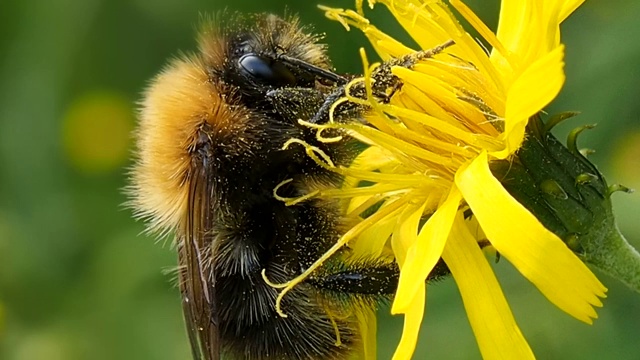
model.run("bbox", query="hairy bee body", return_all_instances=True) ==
[129,14,401,360]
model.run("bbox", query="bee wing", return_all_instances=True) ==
[178,159,220,360]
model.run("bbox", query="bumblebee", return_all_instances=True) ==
[129,13,449,360]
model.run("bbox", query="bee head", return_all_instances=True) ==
[199,14,333,108]
[227,35,315,92]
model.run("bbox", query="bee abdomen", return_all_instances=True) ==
[217,274,360,360]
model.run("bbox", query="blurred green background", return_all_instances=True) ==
[1,0,639,359]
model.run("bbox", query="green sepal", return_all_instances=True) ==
[490,114,640,293]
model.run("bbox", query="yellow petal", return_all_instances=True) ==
[320,5,410,61]
[354,201,403,257]
[451,0,516,83]
[383,0,504,93]
[559,0,586,23]
[391,201,427,267]
[350,145,399,171]
[493,1,564,67]
[355,306,377,360]
[493,45,565,159]
[442,215,534,359]
[551,0,586,50]
[392,285,425,360]
[455,152,607,323]
[392,188,461,313]
[494,0,534,57]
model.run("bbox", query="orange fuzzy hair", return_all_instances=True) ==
[128,40,250,235]
[128,14,329,236]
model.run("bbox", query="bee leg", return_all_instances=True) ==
[308,62,402,125]
[309,258,451,296]
[311,40,457,125]
[265,87,326,123]
[309,234,495,296]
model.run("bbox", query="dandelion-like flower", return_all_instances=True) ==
[269,0,618,358]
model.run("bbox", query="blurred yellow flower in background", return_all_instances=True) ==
[62,91,133,174]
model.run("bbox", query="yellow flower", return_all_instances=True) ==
[294,0,607,358]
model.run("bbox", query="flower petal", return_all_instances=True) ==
[455,152,607,323]
[493,1,565,66]
[392,188,461,313]
[494,45,565,159]
[442,215,534,360]
[356,306,378,360]
[392,285,426,360]
[391,201,427,267]
[559,0,586,23]
[494,0,541,63]
[379,0,503,90]
[353,200,403,257]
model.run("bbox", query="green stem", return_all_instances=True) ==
[581,225,640,293]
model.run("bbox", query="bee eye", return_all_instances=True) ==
[238,54,296,87]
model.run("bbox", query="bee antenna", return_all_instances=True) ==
[277,54,349,85]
